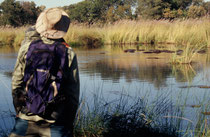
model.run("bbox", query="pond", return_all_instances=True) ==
[0,46,209,136]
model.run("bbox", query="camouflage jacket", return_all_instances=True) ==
[12,26,80,125]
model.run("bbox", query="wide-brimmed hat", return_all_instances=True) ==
[35,8,70,39]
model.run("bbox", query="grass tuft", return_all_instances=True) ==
[170,43,206,64]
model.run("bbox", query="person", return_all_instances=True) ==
[10,8,80,137]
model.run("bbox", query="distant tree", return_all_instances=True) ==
[19,1,40,25]
[192,0,204,6]
[87,0,122,22]
[0,0,42,26]
[203,1,210,16]
[163,8,176,19]
[187,5,206,18]
[92,0,136,21]
[137,0,171,19]
[105,4,133,22]
[171,0,193,9]
[106,6,116,22]
[136,0,206,19]
[67,1,93,23]
[115,5,132,20]
[67,0,137,23]
[163,8,186,19]
[0,0,24,26]
[177,8,185,17]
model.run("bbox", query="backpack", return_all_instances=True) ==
[23,40,69,116]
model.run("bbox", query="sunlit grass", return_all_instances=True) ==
[0,27,25,49]
[1,19,209,49]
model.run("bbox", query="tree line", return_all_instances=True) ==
[0,0,210,27]
[0,0,45,27]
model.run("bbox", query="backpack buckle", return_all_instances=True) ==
[50,75,56,81]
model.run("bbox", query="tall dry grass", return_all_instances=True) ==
[102,19,210,46]
[0,18,209,48]
[65,19,210,47]
[0,27,25,50]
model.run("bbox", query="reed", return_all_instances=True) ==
[73,88,209,137]
[171,64,196,83]
[103,19,209,46]
[65,24,104,48]
[74,92,179,137]
[0,18,209,49]
[0,27,25,49]
[170,43,206,64]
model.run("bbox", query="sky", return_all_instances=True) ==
[0,0,84,8]
[0,0,209,9]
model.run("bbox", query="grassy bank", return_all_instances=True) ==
[66,18,210,48]
[0,27,25,50]
[0,19,209,49]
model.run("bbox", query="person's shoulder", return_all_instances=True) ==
[18,26,40,54]
[61,42,77,63]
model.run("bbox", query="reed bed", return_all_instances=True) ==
[74,92,179,137]
[0,19,209,49]
[73,89,210,137]
[0,27,25,50]
[65,19,210,47]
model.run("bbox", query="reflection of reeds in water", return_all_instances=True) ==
[170,44,206,64]
[171,64,196,83]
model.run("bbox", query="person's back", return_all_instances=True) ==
[10,8,80,137]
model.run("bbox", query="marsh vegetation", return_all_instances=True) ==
[1,18,210,47]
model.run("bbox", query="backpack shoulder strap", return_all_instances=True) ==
[61,42,70,48]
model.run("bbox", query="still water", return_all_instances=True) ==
[0,47,209,135]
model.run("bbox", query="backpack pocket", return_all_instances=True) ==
[25,70,55,114]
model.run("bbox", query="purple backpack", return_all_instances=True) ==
[23,40,69,115]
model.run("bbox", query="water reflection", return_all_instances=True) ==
[82,60,172,88]
[171,64,197,83]
[78,50,202,88]
[0,49,205,89]
[0,48,209,136]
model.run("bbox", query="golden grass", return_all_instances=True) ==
[0,18,209,48]
[65,19,210,47]
[0,27,25,49]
